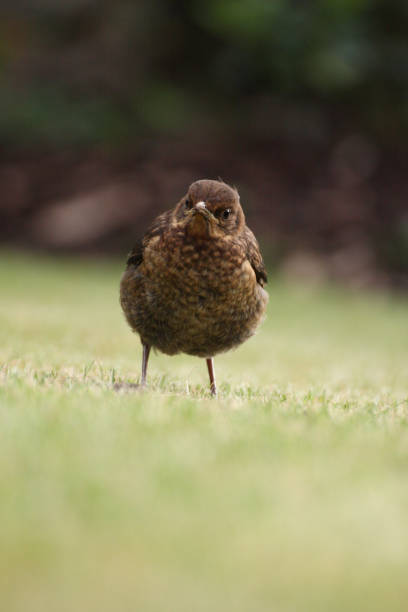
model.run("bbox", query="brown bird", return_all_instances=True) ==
[119,179,268,396]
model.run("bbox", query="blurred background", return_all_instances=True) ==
[1,0,408,288]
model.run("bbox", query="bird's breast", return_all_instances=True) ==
[121,228,268,357]
[144,231,252,297]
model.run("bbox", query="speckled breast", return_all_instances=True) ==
[120,228,268,358]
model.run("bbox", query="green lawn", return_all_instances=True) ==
[1,251,407,612]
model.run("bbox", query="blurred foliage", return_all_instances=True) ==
[0,0,408,147]
[0,1,407,284]
[381,218,408,275]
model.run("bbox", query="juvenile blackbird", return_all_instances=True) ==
[120,179,268,396]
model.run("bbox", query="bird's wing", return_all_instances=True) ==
[126,209,173,267]
[242,226,267,287]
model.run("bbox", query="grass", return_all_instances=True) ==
[0,251,407,612]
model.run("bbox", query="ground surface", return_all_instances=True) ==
[1,252,407,612]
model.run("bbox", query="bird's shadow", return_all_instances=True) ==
[113,382,146,393]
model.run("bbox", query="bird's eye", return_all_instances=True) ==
[222,208,232,220]
[185,198,192,209]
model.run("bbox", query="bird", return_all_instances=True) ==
[119,178,268,396]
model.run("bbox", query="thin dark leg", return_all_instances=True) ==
[141,343,151,387]
[206,357,217,397]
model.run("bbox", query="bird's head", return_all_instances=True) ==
[174,179,245,239]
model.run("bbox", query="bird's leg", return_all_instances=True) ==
[206,357,217,397]
[141,343,151,387]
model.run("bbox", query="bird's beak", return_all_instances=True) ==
[186,201,215,238]
[191,201,214,222]
[192,201,211,218]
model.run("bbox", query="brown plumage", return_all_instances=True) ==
[119,179,268,395]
